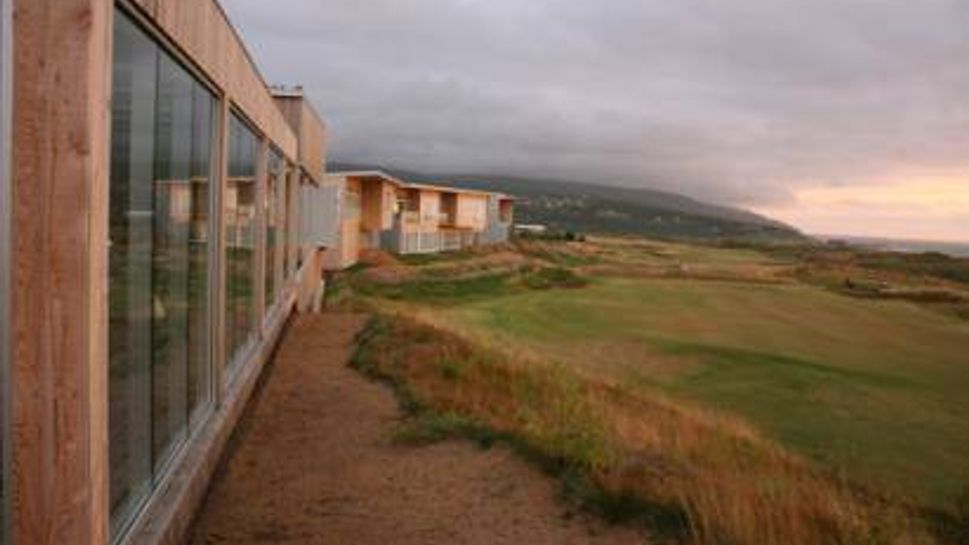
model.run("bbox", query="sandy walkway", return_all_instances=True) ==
[187,313,646,545]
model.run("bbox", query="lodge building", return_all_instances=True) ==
[320,171,515,269]
[0,1,514,544]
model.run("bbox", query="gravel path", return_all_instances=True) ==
[188,313,647,545]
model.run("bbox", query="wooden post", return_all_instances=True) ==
[10,0,112,543]
[0,0,12,537]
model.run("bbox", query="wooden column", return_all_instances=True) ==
[10,1,112,544]
[0,0,11,537]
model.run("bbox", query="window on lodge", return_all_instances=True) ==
[265,148,285,313]
[108,9,216,536]
[225,113,259,375]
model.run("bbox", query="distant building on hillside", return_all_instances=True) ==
[321,171,517,268]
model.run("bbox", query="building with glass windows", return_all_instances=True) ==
[2,1,330,544]
[321,171,516,266]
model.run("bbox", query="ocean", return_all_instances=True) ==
[822,235,969,258]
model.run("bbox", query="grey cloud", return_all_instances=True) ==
[223,0,969,207]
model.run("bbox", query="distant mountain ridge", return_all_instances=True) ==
[329,162,805,242]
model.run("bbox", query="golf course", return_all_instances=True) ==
[339,236,969,544]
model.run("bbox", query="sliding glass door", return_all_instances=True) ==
[108,9,216,535]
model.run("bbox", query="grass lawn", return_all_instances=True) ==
[409,276,969,507]
[586,236,788,267]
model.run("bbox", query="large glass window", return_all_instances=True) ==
[225,114,259,375]
[109,10,215,534]
[283,171,294,279]
[264,149,284,313]
[295,173,308,270]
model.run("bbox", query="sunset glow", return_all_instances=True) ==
[756,177,969,242]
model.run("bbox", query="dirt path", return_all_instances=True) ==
[188,313,647,545]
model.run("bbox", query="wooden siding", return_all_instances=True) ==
[418,190,442,231]
[274,95,327,184]
[303,102,326,183]
[455,193,488,231]
[127,0,297,158]
[10,1,113,544]
[0,0,11,539]
[9,2,327,544]
[359,178,384,232]
[381,183,397,230]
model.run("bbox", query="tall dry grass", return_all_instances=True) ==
[352,314,936,545]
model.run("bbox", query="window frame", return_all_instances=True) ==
[107,4,301,542]
[113,0,224,423]
[116,1,221,100]
[108,5,224,542]
[223,108,263,385]
[264,146,285,317]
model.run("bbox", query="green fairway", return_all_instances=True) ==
[419,277,969,506]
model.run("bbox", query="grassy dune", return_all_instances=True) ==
[353,315,935,545]
[420,278,969,506]
[341,236,969,543]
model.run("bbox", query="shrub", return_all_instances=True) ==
[355,273,512,303]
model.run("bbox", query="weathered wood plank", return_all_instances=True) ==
[0,0,11,537]
[273,95,327,185]
[10,1,112,544]
[126,0,298,160]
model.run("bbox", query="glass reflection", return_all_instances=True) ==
[225,114,258,375]
[109,10,215,534]
[265,149,283,312]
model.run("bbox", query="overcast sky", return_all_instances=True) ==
[222,0,969,241]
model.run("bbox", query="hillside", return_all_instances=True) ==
[330,162,805,242]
